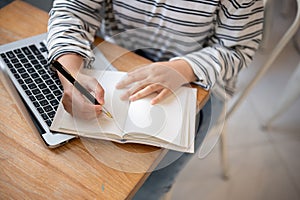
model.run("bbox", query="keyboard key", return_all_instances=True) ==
[45,120,52,126]
[28,55,35,60]
[6,51,15,59]
[53,90,62,97]
[34,64,42,70]
[55,80,61,85]
[36,94,45,101]
[29,95,36,102]
[32,88,41,95]
[31,73,39,79]
[37,107,44,114]
[44,105,52,112]
[41,74,50,80]
[6,63,13,69]
[40,100,48,106]
[15,63,22,69]
[37,55,44,60]
[14,74,20,80]
[24,63,31,68]
[17,79,24,85]
[21,73,30,79]
[27,68,35,74]
[28,83,37,89]
[10,68,17,74]
[24,78,33,84]
[17,68,26,73]
[45,79,54,85]
[20,58,29,64]
[21,84,28,90]
[35,78,43,84]
[30,60,39,65]
[16,53,25,59]
[48,111,56,119]
[46,94,55,101]
[11,58,19,63]
[3,58,10,64]
[42,88,51,95]
[50,99,59,106]
[29,45,41,55]
[1,53,6,59]
[40,59,48,65]
[32,101,40,108]
[41,113,48,120]
[21,47,31,55]
[25,90,31,96]
[38,83,47,89]
[49,84,58,91]
[38,69,46,75]
[13,49,21,54]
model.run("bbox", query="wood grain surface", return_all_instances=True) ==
[0,1,209,199]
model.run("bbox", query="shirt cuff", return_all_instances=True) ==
[170,56,211,90]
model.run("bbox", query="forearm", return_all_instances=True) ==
[163,59,197,84]
[47,0,103,62]
[56,54,84,87]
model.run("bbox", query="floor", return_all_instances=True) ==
[1,1,298,200]
[171,1,300,200]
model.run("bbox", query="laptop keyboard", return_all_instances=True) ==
[0,43,63,127]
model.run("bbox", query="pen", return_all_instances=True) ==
[51,60,113,118]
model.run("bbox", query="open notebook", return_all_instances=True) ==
[51,70,197,153]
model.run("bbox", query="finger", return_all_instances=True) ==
[85,78,105,105]
[116,70,146,89]
[129,83,163,102]
[80,105,102,119]
[120,80,149,100]
[65,89,102,119]
[150,88,172,105]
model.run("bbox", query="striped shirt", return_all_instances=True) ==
[47,0,264,99]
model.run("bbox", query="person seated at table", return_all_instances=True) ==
[47,0,264,199]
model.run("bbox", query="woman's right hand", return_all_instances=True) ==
[56,54,105,119]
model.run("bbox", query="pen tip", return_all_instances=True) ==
[106,112,113,119]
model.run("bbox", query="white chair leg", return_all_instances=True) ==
[220,122,229,180]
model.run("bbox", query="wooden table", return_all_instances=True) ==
[0,1,209,199]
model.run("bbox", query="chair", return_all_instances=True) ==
[163,1,300,198]
[219,0,300,179]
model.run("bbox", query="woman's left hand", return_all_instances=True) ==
[116,59,197,104]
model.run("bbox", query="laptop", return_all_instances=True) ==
[0,33,115,148]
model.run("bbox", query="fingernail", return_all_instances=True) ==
[150,99,156,105]
[129,96,135,101]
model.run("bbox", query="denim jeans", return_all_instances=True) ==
[132,94,225,200]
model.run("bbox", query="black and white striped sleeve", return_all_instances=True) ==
[47,0,103,64]
[175,0,264,93]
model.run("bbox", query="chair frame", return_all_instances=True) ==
[219,0,300,179]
